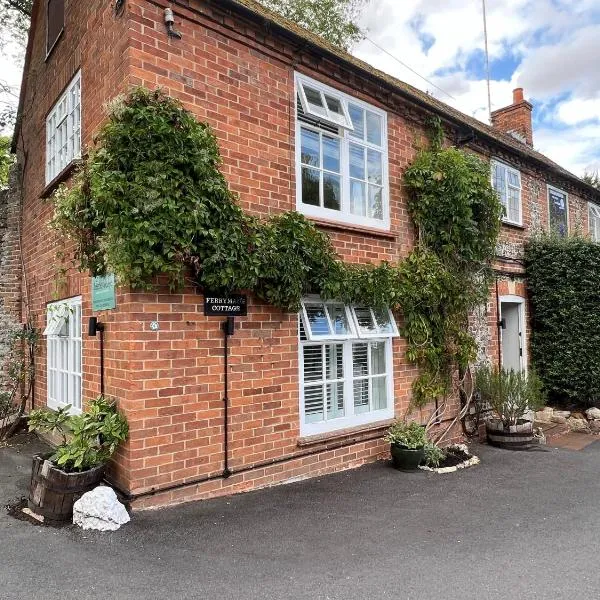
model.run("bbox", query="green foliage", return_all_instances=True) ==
[258,0,367,49]
[423,441,445,468]
[28,396,129,472]
[384,420,427,449]
[51,87,501,410]
[0,136,13,187]
[525,235,600,406]
[475,365,545,426]
[582,170,600,190]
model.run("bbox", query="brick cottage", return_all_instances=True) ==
[3,0,600,508]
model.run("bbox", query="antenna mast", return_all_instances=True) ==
[482,0,492,123]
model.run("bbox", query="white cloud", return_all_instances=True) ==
[556,97,600,125]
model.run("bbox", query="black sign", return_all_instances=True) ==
[204,293,248,316]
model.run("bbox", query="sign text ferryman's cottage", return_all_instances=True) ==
[203,294,248,316]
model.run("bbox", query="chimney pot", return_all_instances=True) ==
[513,88,524,104]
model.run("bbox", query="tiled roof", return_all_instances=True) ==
[226,0,600,200]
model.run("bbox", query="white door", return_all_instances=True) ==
[500,302,523,372]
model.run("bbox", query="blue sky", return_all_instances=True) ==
[354,0,600,176]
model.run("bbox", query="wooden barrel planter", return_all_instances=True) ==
[486,418,534,449]
[28,453,105,523]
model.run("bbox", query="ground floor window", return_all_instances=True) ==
[44,296,82,414]
[299,299,398,436]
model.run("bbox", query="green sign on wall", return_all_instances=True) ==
[92,274,116,311]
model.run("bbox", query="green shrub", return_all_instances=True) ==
[384,421,427,449]
[475,365,545,426]
[423,441,446,467]
[28,396,129,472]
[525,235,600,406]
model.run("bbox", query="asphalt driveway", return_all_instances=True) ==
[2,435,600,600]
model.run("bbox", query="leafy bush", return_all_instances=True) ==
[525,235,600,406]
[384,421,427,449]
[28,396,128,472]
[423,441,446,467]
[475,365,545,426]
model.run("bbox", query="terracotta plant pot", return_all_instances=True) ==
[486,418,534,450]
[390,444,425,470]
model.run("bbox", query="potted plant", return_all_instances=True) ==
[384,421,427,470]
[27,396,128,523]
[475,365,544,449]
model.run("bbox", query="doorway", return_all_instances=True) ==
[499,296,525,372]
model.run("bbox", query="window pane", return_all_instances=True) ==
[370,341,386,374]
[325,344,344,380]
[301,167,320,206]
[303,346,323,381]
[305,304,331,337]
[301,128,320,167]
[327,304,350,335]
[372,307,393,334]
[327,382,345,420]
[508,187,520,222]
[368,186,383,220]
[353,379,369,413]
[549,189,567,236]
[305,385,325,423]
[303,86,326,115]
[323,173,341,211]
[349,104,364,139]
[366,111,382,146]
[349,143,365,179]
[372,376,387,411]
[325,95,343,118]
[493,164,506,193]
[354,307,377,335]
[299,315,308,341]
[322,135,340,173]
[352,343,369,377]
[367,149,382,185]
[507,170,519,187]
[350,180,366,217]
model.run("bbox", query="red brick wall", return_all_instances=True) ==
[16,0,598,508]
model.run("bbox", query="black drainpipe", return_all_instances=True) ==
[222,316,234,479]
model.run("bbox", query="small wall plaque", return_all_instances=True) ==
[204,293,248,316]
[91,274,116,311]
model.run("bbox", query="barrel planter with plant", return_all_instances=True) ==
[475,366,544,450]
[384,421,427,470]
[27,396,128,523]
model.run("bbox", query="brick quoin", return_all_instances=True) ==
[13,0,600,508]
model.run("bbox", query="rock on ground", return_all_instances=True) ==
[73,486,130,532]
[586,407,600,421]
[567,417,590,434]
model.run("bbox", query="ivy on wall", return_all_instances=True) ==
[525,235,600,406]
[51,89,501,409]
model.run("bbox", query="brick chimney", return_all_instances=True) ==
[490,88,533,146]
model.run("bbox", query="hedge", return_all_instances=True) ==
[525,235,600,406]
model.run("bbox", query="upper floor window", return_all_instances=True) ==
[46,70,81,185]
[548,185,569,237]
[299,299,398,436]
[491,160,522,225]
[589,203,600,242]
[295,73,389,230]
[47,0,65,56]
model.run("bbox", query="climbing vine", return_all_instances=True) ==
[51,89,501,411]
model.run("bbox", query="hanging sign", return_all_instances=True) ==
[204,293,247,316]
[92,274,117,311]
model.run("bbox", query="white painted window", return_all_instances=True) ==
[45,296,82,414]
[589,203,600,242]
[299,299,397,436]
[548,185,569,237]
[46,70,81,184]
[295,73,389,230]
[491,160,522,225]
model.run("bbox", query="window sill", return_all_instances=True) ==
[297,418,395,447]
[501,220,526,231]
[309,217,396,240]
[42,160,81,198]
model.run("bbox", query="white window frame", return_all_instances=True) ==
[46,296,82,415]
[46,70,81,185]
[491,159,522,226]
[589,203,600,242]
[547,185,569,236]
[295,72,390,231]
[299,300,397,436]
[297,79,354,130]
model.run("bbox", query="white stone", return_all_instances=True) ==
[551,415,567,424]
[522,410,535,422]
[534,408,554,423]
[567,417,590,434]
[73,486,130,532]
[553,410,571,419]
[586,407,600,421]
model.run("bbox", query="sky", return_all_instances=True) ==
[1,0,600,177]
